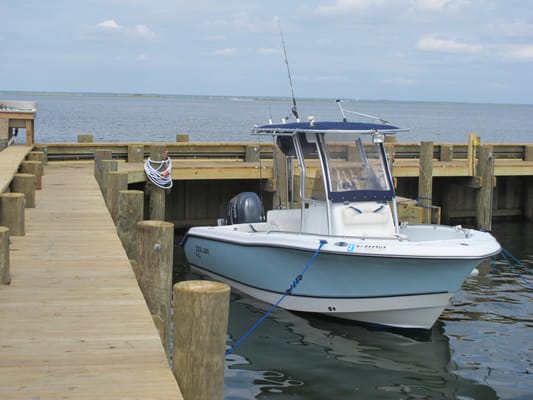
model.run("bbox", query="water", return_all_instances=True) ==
[222,222,532,400]
[2,92,533,144]
[4,91,531,399]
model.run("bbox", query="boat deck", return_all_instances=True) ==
[0,161,182,399]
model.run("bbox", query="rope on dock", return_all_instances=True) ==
[144,152,173,189]
[226,239,327,356]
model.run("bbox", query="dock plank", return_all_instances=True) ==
[0,163,182,400]
[0,145,33,192]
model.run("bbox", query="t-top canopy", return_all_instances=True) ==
[254,120,404,135]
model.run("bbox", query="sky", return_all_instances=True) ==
[1,0,532,104]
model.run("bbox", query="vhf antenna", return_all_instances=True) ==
[278,19,299,122]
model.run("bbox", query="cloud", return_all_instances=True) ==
[504,45,533,61]
[97,20,123,30]
[416,35,483,54]
[409,0,469,13]
[135,25,156,38]
[214,48,238,56]
[95,20,156,38]
[316,0,382,15]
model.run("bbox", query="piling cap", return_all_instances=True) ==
[174,280,230,294]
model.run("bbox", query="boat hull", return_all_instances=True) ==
[182,226,499,329]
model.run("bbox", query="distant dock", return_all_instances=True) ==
[35,133,533,230]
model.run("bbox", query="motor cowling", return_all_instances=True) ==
[227,192,264,224]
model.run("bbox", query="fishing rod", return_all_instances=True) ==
[278,19,299,122]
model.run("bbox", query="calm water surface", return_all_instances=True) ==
[5,92,531,399]
[221,221,532,400]
[2,92,533,144]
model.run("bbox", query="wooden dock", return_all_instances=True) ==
[0,161,182,399]
[50,137,531,230]
[0,145,33,192]
[1,136,532,398]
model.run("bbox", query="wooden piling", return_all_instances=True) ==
[0,226,9,285]
[0,193,25,236]
[524,145,533,161]
[526,177,533,221]
[272,147,288,209]
[467,133,480,176]
[11,173,36,208]
[94,149,113,187]
[41,146,48,166]
[27,151,45,175]
[418,141,434,224]
[148,146,167,221]
[245,145,260,163]
[105,171,128,222]
[99,159,118,198]
[77,133,94,143]
[128,145,144,163]
[117,190,144,260]
[19,160,43,190]
[440,145,454,161]
[476,145,495,230]
[136,220,174,355]
[172,280,230,400]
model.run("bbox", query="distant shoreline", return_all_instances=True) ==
[1,90,530,106]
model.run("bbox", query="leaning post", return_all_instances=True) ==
[172,280,230,400]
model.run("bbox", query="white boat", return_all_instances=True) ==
[182,110,501,329]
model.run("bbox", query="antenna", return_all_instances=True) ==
[277,19,299,122]
[336,99,390,124]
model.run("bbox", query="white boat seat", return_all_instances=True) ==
[267,209,301,232]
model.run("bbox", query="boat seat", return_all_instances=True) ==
[267,209,301,232]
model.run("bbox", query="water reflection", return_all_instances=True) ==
[225,294,499,399]
[440,223,533,400]
[181,221,531,399]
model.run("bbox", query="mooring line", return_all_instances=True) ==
[225,239,327,356]
[493,248,532,289]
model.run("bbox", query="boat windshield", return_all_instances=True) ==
[321,134,394,203]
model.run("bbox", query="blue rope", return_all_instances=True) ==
[226,239,327,356]
[494,248,532,289]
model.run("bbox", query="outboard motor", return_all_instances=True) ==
[227,192,264,224]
